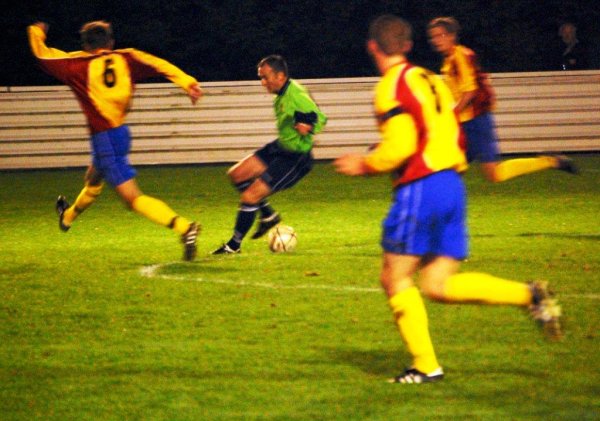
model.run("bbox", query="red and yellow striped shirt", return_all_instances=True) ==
[441,45,495,122]
[364,62,466,187]
[28,25,198,134]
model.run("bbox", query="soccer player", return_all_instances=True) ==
[334,14,562,384]
[28,21,202,261]
[427,16,578,182]
[212,55,327,254]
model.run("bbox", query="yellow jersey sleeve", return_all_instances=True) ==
[124,49,199,93]
[364,64,417,173]
[28,25,87,59]
[364,113,417,173]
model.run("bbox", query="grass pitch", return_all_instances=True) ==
[1,155,599,420]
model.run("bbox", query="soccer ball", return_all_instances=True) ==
[267,225,297,253]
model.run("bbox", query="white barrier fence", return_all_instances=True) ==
[1,70,599,170]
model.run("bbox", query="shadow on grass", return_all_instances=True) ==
[323,346,547,379]
[320,346,409,377]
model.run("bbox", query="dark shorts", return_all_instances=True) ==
[255,140,313,193]
[463,113,500,163]
[381,170,468,260]
[90,125,137,186]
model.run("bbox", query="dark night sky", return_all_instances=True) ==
[2,0,599,87]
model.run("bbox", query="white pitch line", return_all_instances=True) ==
[140,262,381,293]
[140,263,600,299]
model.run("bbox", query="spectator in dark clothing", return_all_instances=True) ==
[558,22,588,70]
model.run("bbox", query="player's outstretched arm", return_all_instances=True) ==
[127,49,201,100]
[28,22,71,59]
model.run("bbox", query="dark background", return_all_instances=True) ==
[2,0,599,86]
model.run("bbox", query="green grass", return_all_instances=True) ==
[1,155,599,420]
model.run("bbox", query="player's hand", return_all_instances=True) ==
[188,83,203,105]
[333,154,367,176]
[294,123,312,136]
[33,22,49,34]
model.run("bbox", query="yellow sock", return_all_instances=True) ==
[494,156,556,182]
[131,195,191,235]
[63,182,104,225]
[389,287,440,374]
[444,272,531,305]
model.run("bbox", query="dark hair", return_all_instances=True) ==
[257,55,288,76]
[368,15,413,55]
[427,17,461,36]
[80,21,113,50]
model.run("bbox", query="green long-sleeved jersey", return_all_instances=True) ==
[273,79,327,153]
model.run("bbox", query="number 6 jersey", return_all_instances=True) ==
[28,25,198,135]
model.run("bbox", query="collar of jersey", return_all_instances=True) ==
[277,79,291,96]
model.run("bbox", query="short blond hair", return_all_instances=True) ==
[427,17,461,36]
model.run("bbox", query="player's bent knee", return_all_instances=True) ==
[240,190,263,205]
[119,191,141,209]
[422,290,447,302]
[420,281,447,302]
[241,179,271,204]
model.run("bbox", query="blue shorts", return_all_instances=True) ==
[255,140,313,193]
[381,170,468,260]
[90,125,137,187]
[463,113,500,163]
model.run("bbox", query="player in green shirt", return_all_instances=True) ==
[212,55,327,254]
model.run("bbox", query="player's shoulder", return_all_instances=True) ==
[288,78,309,94]
[111,48,138,56]
[286,79,315,103]
[404,63,433,75]
[456,45,477,60]
[403,63,440,83]
[65,50,91,58]
[111,48,161,64]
